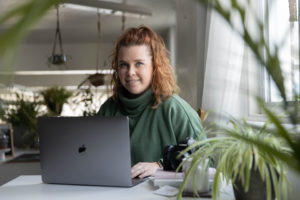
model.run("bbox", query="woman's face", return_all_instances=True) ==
[117,45,153,95]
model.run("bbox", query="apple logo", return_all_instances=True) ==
[78,144,86,153]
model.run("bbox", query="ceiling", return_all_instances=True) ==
[0,0,176,44]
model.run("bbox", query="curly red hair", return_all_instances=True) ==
[111,25,178,108]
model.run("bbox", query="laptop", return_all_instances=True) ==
[38,116,144,187]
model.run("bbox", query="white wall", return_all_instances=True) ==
[13,43,113,71]
[0,42,113,87]
[1,33,176,88]
[0,43,113,71]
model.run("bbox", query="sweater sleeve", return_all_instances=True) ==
[167,95,206,143]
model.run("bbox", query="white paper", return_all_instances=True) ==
[153,185,179,197]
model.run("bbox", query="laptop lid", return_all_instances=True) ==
[38,116,134,187]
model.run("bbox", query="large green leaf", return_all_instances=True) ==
[0,0,63,71]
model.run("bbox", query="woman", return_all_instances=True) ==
[98,25,206,179]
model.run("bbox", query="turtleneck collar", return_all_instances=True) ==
[118,88,154,117]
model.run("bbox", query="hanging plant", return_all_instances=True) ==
[48,5,71,66]
[77,10,107,88]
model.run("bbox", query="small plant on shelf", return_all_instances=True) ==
[40,86,73,116]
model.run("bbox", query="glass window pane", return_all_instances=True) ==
[265,0,299,102]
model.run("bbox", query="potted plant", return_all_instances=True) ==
[40,86,73,116]
[176,0,299,199]
[177,117,290,200]
[195,0,300,173]
[0,93,41,148]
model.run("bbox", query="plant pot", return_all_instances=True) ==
[48,54,69,65]
[233,167,276,200]
[88,73,105,86]
[47,103,63,116]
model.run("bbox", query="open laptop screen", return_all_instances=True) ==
[38,116,134,187]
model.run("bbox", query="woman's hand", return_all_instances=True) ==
[131,162,161,179]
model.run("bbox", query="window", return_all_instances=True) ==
[264,0,299,103]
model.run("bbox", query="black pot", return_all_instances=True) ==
[47,102,63,116]
[48,54,68,65]
[233,167,276,200]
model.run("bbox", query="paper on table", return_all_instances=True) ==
[154,168,216,180]
[154,185,179,197]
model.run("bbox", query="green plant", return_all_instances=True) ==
[0,0,62,68]
[178,118,290,200]
[177,0,299,199]
[196,0,300,173]
[0,93,40,148]
[40,86,73,116]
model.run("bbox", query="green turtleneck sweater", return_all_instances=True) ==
[98,89,206,166]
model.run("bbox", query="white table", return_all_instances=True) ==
[0,175,235,200]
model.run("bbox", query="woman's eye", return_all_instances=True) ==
[136,62,144,66]
[119,63,128,68]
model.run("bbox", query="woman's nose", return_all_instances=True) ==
[127,65,136,76]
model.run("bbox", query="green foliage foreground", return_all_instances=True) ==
[178,118,290,200]
[0,0,63,71]
[178,0,299,199]
[197,0,300,174]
